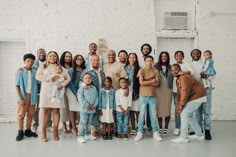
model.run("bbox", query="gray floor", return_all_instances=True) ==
[1,121,235,157]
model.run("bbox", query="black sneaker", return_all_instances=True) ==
[16,130,24,141]
[25,129,38,137]
[108,134,113,140]
[189,132,195,135]
[103,134,108,140]
[205,130,212,140]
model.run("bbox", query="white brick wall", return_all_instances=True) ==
[0,0,235,121]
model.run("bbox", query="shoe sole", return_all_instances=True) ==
[171,140,189,143]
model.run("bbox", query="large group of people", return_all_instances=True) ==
[15,42,216,144]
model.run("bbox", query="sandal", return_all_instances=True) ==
[163,129,168,135]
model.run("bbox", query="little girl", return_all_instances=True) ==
[115,78,132,140]
[201,50,216,89]
[124,53,140,136]
[77,73,98,143]
[99,77,116,140]
[51,65,67,103]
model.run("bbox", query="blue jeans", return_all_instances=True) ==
[173,92,181,129]
[180,100,204,138]
[146,105,152,129]
[78,113,94,136]
[116,111,129,134]
[195,87,212,130]
[137,96,158,133]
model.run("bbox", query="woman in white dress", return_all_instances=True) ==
[36,51,70,142]
[59,51,73,133]
[67,54,86,136]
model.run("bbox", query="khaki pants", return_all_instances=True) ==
[17,93,35,130]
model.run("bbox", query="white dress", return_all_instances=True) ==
[129,85,139,112]
[36,64,70,108]
[100,90,114,123]
[66,88,80,112]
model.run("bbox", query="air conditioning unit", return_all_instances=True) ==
[163,12,188,30]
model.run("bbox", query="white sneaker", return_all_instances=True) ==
[188,135,204,140]
[153,132,163,142]
[85,134,96,141]
[77,136,86,143]
[134,132,143,142]
[173,128,180,136]
[171,137,189,143]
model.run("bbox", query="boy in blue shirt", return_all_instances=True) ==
[15,53,38,141]
[77,73,98,143]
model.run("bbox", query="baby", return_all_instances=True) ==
[51,65,67,103]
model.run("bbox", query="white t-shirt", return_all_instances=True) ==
[26,71,31,93]
[115,88,132,112]
[173,62,194,93]
[191,60,204,81]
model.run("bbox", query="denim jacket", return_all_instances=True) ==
[15,68,38,105]
[98,87,116,110]
[77,85,98,114]
[155,64,173,89]
[124,65,133,86]
[84,54,105,68]
[68,68,82,95]
[203,58,216,76]
[80,67,105,92]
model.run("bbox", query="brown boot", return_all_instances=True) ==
[41,128,48,142]
[53,127,59,141]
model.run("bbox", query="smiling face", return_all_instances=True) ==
[64,52,72,63]
[107,50,116,64]
[89,44,97,55]
[128,53,136,66]
[161,53,168,63]
[104,78,112,89]
[37,49,46,62]
[24,58,35,69]
[47,52,58,64]
[91,55,100,68]
[191,50,201,61]
[118,52,128,64]
[175,52,184,64]
[204,51,212,60]
[119,79,128,89]
[171,65,180,77]
[142,45,151,56]
[75,55,84,66]
[83,74,92,85]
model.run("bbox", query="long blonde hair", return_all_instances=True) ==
[43,51,60,69]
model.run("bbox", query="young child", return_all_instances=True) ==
[50,65,67,103]
[99,77,116,140]
[115,77,132,140]
[201,50,216,89]
[77,73,98,143]
[134,55,162,142]
[15,53,38,141]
